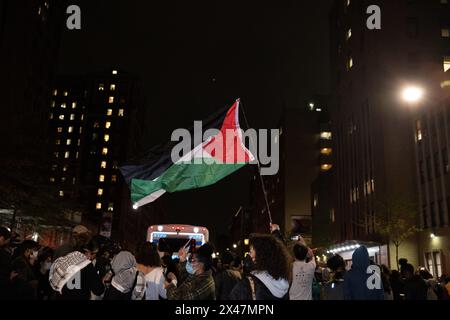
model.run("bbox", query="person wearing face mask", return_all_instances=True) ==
[10,240,40,300]
[165,243,216,300]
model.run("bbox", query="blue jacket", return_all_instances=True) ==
[343,246,384,300]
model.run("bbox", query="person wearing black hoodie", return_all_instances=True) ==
[403,263,428,300]
[229,233,291,300]
[343,246,384,300]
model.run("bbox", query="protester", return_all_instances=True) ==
[0,227,12,299]
[343,246,384,300]
[54,225,91,260]
[390,270,404,300]
[135,242,167,300]
[35,247,53,300]
[381,265,393,300]
[230,234,291,300]
[50,251,105,300]
[399,258,408,279]
[103,251,145,300]
[289,241,316,300]
[165,243,216,300]
[321,254,346,300]
[10,240,40,299]
[403,263,428,300]
[214,251,242,300]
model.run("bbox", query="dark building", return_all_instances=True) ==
[308,95,336,248]
[329,0,450,272]
[49,69,157,243]
[0,0,66,155]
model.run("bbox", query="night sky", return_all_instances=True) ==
[57,0,333,238]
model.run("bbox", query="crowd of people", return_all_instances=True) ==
[0,224,449,300]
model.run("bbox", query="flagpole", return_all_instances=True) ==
[238,100,273,227]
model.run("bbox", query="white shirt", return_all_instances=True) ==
[144,267,167,300]
[289,260,316,300]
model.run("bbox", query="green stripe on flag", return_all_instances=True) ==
[131,162,247,203]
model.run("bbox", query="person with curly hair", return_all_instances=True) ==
[230,224,291,300]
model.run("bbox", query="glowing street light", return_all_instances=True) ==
[132,204,138,210]
[402,86,424,103]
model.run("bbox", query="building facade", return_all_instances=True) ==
[49,69,152,241]
[330,0,450,274]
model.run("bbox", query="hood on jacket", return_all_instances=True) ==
[252,271,289,298]
[351,246,370,271]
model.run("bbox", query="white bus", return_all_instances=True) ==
[147,224,209,254]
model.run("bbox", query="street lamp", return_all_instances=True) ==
[402,86,424,104]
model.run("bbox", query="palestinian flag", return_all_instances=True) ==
[120,99,255,208]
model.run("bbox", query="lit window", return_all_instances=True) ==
[111,175,117,183]
[55,139,61,145]
[79,127,82,134]
[68,126,73,133]
[99,84,105,91]
[101,161,107,169]
[442,29,450,37]
[59,190,64,197]
[320,132,332,140]
[70,114,75,120]
[59,114,64,120]
[61,177,66,182]
[347,57,353,70]
[330,209,335,223]
[72,102,77,109]
[80,114,84,121]
[64,151,70,159]
[57,127,63,133]
[66,139,71,146]
[77,139,81,146]
[108,96,114,104]
[321,164,333,171]
[444,56,450,72]
[110,84,116,91]
[112,70,118,75]
[107,109,113,116]
[50,177,55,183]
[108,203,114,211]
[96,202,102,210]
[61,103,66,109]
[75,152,79,159]
[63,165,68,172]
[118,109,124,117]
[63,91,68,96]
[346,28,352,40]
[54,152,59,158]
[38,6,42,15]
[321,148,332,156]
[313,194,319,208]
[416,120,423,141]
[347,0,351,6]
[51,101,56,108]
[99,175,105,182]
[308,102,315,111]
[53,89,58,96]
[49,113,54,120]
[112,161,119,169]
[72,178,76,185]
[98,188,103,196]
[102,148,108,155]
[106,121,111,129]
[104,134,110,142]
